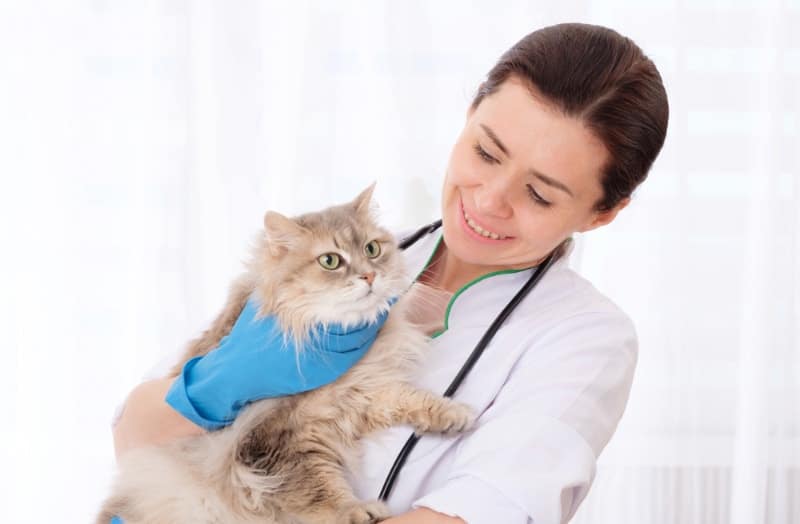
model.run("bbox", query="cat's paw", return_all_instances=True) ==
[414,399,476,436]
[336,500,391,523]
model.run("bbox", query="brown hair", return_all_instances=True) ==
[472,23,669,212]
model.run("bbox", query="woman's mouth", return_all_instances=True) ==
[459,198,513,242]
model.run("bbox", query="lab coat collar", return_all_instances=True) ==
[399,225,575,333]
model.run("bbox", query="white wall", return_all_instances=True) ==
[0,1,796,522]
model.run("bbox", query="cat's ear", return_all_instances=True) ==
[351,181,377,218]
[263,211,307,256]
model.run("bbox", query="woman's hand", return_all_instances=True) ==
[112,296,395,457]
[164,295,395,431]
[382,508,466,523]
[112,377,205,459]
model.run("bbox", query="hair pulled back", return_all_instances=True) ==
[472,23,669,212]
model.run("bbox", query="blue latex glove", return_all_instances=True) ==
[165,294,394,431]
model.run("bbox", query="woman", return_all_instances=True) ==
[112,22,668,524]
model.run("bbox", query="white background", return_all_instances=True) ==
[0,1,797,523]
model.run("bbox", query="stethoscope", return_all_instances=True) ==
[378,219,566,501]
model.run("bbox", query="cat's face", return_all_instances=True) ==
[255,185,408,329]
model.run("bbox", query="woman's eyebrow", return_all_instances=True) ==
[480,124,510,157]
[530,171,575,198]
[480,123,575,198]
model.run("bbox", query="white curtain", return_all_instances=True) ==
[0,1,796,522]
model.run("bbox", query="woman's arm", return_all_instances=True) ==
[110,387,465,522]
[383,508,465,523]
[113,278,253,457]
[112,301,393,457]
[112,377,205,458]
[398,310,638,524]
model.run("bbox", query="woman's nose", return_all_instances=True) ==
[474,177,513,218]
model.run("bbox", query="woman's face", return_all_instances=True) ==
[441,76,628,271]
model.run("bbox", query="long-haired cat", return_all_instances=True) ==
[97,185,474,524]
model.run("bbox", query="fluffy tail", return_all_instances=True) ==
[200,399,286,518]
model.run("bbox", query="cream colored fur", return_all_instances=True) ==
[98,185,474,524]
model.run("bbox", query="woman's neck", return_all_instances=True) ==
[419,240,505,293]
[419,237,552,293]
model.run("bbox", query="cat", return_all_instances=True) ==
[97,184,475,524]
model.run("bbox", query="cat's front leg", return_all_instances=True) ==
[335,500,392,524]
[283,465,390,524]
[293,499,390,524]
[373,384,476,436]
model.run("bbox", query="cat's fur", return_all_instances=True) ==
[97,185,474,524]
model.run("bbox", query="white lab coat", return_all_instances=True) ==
[347,227,638,524]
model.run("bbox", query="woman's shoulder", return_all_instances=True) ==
[510,247,638,349]
[550,264,633,321]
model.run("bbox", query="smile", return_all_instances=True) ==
[462,205,509,240]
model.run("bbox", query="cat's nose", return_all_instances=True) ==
[360,271,376,285]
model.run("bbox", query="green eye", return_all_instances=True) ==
[364,240,381,258]
[318,253,341,270]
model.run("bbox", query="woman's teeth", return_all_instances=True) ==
[464,210,507,240]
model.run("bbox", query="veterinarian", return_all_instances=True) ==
[111,22,668,524]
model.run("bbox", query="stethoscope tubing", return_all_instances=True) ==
[378,220,563,501]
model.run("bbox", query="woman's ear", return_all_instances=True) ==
[578,197,631,233]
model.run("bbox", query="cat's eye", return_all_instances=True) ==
[364,240,381,259]
[317,253,341,270]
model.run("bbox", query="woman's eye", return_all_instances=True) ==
[526,184,553,207]
[318,253,341,270]
[364,240,381,258]
[473,143,498,164]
